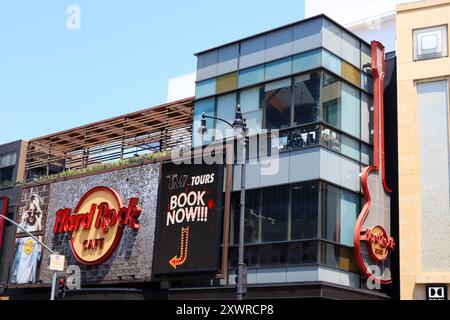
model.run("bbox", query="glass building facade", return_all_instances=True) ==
[194,15,374,290]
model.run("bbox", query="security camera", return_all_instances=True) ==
[363,63,373,75]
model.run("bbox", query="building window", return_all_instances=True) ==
[265,78,292,129]
[293,71,321,126]
[193,98,215,147]
[291,182,319,240]
[239,86,264,132]
[322,72,341,129]
[215,93,237,140]
[293,49,322,74]
[239,35,265,69]
[321,183,340,242]
[341,83,361,138]
[232,189,261,244]
[238,65,265,88]
[340,190,359,247]
[321,72,361,138]
[217,44,239,76]
[265,57,292,81]
[195,78,216,99]
[216,72,237,95]
[413,25,448,61]
[196,50,218,82]
[0,152,16,188]
[261,185,290,242]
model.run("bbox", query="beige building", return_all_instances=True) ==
[397,0,450,300]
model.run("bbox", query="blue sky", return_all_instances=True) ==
[0,1,305,144]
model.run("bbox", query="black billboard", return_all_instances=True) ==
[152,161,224,276]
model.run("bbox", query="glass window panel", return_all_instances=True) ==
[293,19,322,54]
[265,79,292,129]
[265,27,293,62]
[195,78,216,99]
[322,50,342,76]
[287,241,318,264]
[232,190,261,244]
[265,78,291,91]
[340,246,359,272]
[321,183,340,242]
[239,86,263,113]
[361,143,373,165]
[193,98,215,147]
[341,32,360,68]
[361,92,373,144]
[340,190,359,247]
[361,43,371,69]
[293,49,322,74]
[196,50,218,81]
[341,135,360,161]
[321,72,341,129]
[293,71,321,126]
[322,19,342,57]
[0,166,14,188]
[341,83,360,138]
[239,35,266,69]
[265,57,292,81]
[244,110,262,132]
[320,242,340,268]
[414,25,448,61]
[216,72,237,94]
[215,93,237,140]
[341,61,361,87]
[240,87,264,133]
[217,44,239,75]
[291,182,319,240]
[0,152,17,168]
[261,185,289,242]
[238,65,265,88]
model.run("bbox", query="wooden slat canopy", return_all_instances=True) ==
[25,97,194,180]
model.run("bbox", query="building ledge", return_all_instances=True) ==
[416,274,450,283]
[397,0,450,13]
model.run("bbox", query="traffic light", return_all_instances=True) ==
[56,276,66,299]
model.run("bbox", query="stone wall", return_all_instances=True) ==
[38,163,160,284]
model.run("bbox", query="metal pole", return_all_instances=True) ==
[0,214,60,300]
[237,136,247,300]
[50,271,58,301]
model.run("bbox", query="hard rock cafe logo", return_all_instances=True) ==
[23,238,36,255]
[53,186,142,266]
[362,226,395,262]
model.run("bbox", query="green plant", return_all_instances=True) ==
[24,151,167,186]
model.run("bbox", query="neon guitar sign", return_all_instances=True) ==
[354,41,395,284]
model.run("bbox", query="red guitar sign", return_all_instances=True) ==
[169,226,190,269]
[354,41,395,285]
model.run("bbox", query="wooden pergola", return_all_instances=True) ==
[25,97,194,180]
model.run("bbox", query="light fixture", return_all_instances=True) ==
[198,113,208,135]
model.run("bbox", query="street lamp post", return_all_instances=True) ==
[0,213,61,300]
[199,104,248,300]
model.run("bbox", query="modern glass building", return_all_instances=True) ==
[188,14,391,299]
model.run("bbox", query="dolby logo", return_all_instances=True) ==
[426,285,447,300]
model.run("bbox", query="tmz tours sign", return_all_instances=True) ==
[152,162,224,275]
[53,187,142,266]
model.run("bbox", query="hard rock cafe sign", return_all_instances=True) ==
[53,186,142,266]
[354,41,395,284]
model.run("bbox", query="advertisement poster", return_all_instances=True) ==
[153,162,224,276]
[10,188,48,284]
[11,237,42,284]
